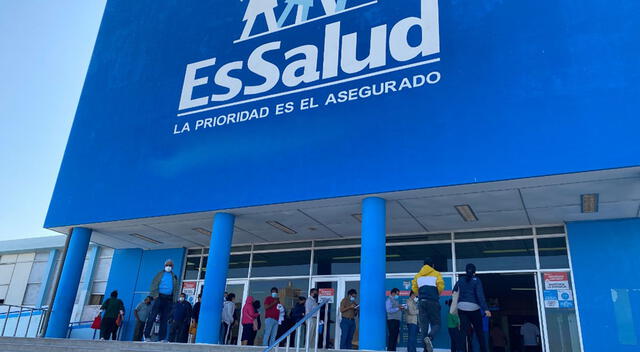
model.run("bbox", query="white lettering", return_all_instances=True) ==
[245,42,281,95]
[282,45,320,87]
[212,61,243,102]
[178,58,215,110]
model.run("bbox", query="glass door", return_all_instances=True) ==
[312,276,360,350]
[225,279,248,345]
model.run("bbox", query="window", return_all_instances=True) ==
[538,237,569,269]
[251,251,311,277]
[184,256,201,280]
[387,243,453,273]
[455,239,536,271]
[313,248,360,275]
[228,254,250,278]
[455,228,533,240]
[88,294,105,306]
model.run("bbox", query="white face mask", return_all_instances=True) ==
[179,296,185,302]
[165,266,172,272]
[350,296,355,302]
[413,297,419,302]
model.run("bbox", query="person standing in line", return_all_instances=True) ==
[252,299,262,345]
[446,299,465,352]
[263,287,281,346]
[168,293,192,343]
[145,259,180,342]
[305,288,319,348]
[290,296,306,346]
[412,258,445,352]
[386,288,405,351]
[98,290,125,340]
[406,291,420,352]
[190,294,202,341]
[133,296,153,341]
[453,264,491,352]
[520,320,540,352]
[339,289,358,350]
[221,293,236,344]
[241,296,260,345]
[490,325,508,352]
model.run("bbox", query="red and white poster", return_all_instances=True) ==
[182,281,197,302]
[318,288,335,303]
[544,272,570,290]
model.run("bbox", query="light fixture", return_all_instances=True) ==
[482,249,528,254]
[332,254,401,260]
[351,213,362,222]
[130,233,163,245]
[455,204,478,222]
[511,288,536,291]
[192,227,212,236]
[581,193,599,213]
[266,221,297,234]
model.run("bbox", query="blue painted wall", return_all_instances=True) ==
[45,0,640,228]
[567,218,640,352]
[104,247,185,341]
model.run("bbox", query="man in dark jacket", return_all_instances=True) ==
[99,290,125,340]
[169,293,192,343]
[144,259,180,342]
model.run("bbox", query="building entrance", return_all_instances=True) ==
[477,273,542,352]
[311,276,360,350]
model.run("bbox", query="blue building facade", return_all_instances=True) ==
[43,0,639,351]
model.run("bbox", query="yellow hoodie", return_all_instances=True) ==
[411,265,444,300]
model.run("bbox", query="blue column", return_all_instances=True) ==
[196,212,235,344]
[359,197,387,350]
[45,227,92,338]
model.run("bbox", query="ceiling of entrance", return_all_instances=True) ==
[52,167,640,249]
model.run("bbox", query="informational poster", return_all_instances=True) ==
[319,288,335,304]
[543,273,574,309]
[182,282,197,304]
[544,272,570,290]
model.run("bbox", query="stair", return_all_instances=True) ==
[0,337,272,352]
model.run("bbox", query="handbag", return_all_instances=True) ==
[91,315,102,329]
[450,290,459,315]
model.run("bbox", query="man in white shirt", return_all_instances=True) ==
[305,288,319,348]
[520,321,540,352]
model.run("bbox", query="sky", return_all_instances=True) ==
[0,1,107,240]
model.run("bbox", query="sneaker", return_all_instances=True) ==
[423,337,433,352]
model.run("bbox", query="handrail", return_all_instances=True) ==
[0,303,48,338]
[263,299,330,352]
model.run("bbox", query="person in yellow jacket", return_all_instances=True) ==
[411,258,444,352]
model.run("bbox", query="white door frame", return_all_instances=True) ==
[226,279,249,346]
[311,275,360,348]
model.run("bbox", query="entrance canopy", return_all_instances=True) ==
[48,167,640,249]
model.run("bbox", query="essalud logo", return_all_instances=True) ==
[178,0,440,114]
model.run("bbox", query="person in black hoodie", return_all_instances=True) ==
[453,264,491,352]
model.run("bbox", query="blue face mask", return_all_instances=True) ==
[272,293,278,298]
[394,295,399,300]
[350,296,355,302]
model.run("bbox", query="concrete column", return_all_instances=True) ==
[45,227,92,338]
[196,213,235,344]
[359,197,387,350]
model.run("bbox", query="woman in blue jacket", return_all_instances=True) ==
[453,264,491,352]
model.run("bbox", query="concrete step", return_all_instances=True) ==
[0,337,333,352]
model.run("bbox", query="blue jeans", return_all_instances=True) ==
[339,318,356,349]
[407,323,418,352]
[263,318,279,346]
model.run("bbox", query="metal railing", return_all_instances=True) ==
[0,304,48,338]
[263,299,330,352]
[67,320,99,339]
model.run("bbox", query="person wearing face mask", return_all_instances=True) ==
[305,288,319,348]
[406,291,420,352]
[145,259,179,342]
[339,289,359,349]
[263,287,280,346]
[386,288,405,351]
[133,296,153,341]
[168,293,192,343]
[453,263,491,352]
[412,258,445,352]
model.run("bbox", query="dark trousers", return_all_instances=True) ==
[221,322,232,344]
[387,319,400,351]
[449,327,466,352]
[169,320,188,343]
[493,347,506,352]
[340,318,356,349]
[524,346,540,352]
[407,323,419,352]
[144,295,173,341]
[100,317,118,340]
[419,299,441,341]
[133,320,145,341]
[459,310,487,352]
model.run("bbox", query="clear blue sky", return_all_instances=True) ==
[0,1,106,240]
